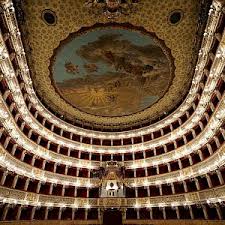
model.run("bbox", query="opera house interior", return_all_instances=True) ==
[0,0,225,224]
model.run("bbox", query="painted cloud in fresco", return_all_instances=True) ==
[53,28,172,117]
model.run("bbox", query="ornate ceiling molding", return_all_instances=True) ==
[14,0,210,129]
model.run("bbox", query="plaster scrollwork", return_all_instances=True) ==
[0,185,224,208]
[25,192,39,203]
[185,193,200,202]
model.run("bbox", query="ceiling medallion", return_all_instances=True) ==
[50,23,174,117]
[85,0,139,19]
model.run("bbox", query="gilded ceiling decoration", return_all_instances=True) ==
[84,0,139,19]
[16,0,207,128]
[50,24,173,117]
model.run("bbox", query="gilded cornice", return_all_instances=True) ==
[0,185,225,207]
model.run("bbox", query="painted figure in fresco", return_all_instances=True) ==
[84,63,98,73]
[64,62,79,74]
[55,27,171,117]
[103,50,154,78]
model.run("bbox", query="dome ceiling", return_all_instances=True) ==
[16,0,207,129]
[50,24,173,117]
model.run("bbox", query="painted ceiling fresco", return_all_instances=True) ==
[51,26,173,117]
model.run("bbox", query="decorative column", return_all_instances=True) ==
[11,143,17,155]
[204,112,210,122]
[62,185,65,196]
[42,118,46,126]
[178,118,182,126]
[162,207,166,219]
[188,155,193,166]
[198,150,204,161]
[215,89,222,100]
[221,128,225,140]
[188,205,194,219]
[3,90,10,100]
[191,129,196,139]
[44,207,49,220]
[31,155,36,166]
[58,207,63,220]
[85,208,88,220]
[16,205,22,220]
[68,148,71,157]
[171,183,175,194]
[33,110,38,119]
[53,163,57,173]
[207,143,213,155]
[57,145,60,154]
[175,206,180,219]
[42,160,46,170]
[74,186,77,197]
[1,204,9,221]
[169,124,173,132]
[209,102,215,112]
[206,174,212,188]
[65,165,68,175]
[214,136,221,148]
[20,121,25,131]
[151,132,154,140]
[147,186,150,197]
[216,204,222,220]
[194,178,200,191]
[178,159,183,169]
[198,121,204,131]
[49,183,53,195]
[46,141,51,150]
[72,208,76,220]
[0,171,7,185]
[149,207,153,219]
[100,153,103,162]
[183,181,188,192]
[183,135,187,144]
[159,185,163,196]
[160,145,166,155]
[37,136,41,145]
[31,206,36,220]
[167,163,171,172]
[121,208,126,221]
[12,174,18,188]
[122,153,124,161]
[202,205,208,220]
[24,178,30,191]
[136,208,140,219]
[3,136,10,149]
[9,102,15,112]
[20,151,26,161]
[217,170,224,184]
[185,111,190,119]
